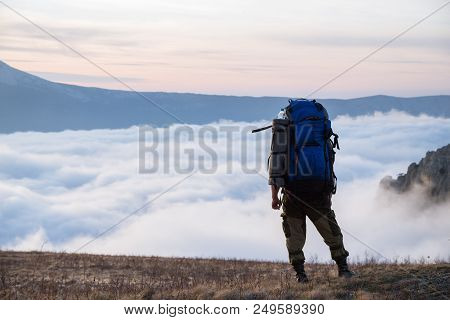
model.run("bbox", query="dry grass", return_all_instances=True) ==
[0,250,448,300]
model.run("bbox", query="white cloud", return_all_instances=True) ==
[1,111,449,262]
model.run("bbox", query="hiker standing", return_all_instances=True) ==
[267,99,354,283]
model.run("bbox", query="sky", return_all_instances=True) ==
[1,111,449,262]
[1,0,449,98]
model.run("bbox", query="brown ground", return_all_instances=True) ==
[0,250,448,300]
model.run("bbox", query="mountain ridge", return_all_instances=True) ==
[381,144,450,202]
[1,60,449,133]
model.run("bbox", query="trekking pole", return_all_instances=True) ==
[251,125,272,133]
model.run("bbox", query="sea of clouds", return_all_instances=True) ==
[0,110,449,262]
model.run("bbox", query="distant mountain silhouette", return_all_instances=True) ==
[1,60,449,133]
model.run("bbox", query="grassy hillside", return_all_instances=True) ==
[0,251,448,300]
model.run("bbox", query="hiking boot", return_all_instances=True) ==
[292,262,309,283]
[335,257,355,278]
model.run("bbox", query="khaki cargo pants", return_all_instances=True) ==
[281,191,349,264]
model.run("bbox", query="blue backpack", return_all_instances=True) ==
[283,99,339,193]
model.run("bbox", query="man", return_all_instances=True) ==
[268,99,354,283]
[271,185,353,282]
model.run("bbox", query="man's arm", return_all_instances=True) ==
[271,185,281,210]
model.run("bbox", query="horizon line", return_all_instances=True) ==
[2,59,450,101]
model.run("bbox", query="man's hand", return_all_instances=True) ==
[272,197,281,210]
[271,185,281,210]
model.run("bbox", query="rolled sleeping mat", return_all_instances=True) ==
[268,119,290,186]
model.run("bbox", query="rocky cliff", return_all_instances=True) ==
[381,144,449,202]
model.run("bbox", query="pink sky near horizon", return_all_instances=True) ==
[1,0,449,98]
